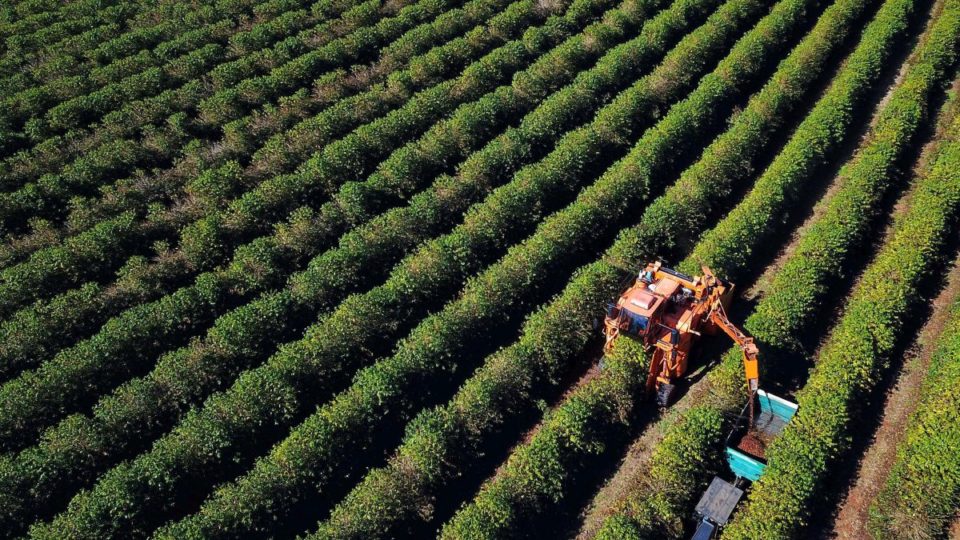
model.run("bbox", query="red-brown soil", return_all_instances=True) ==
[828,254,960,540]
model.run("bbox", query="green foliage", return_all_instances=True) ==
[587,0,958,535]
[159,0,782,533]
[595,406,724,539]
[590,0,897,530]
[248,0,536,174]
[0,2,483,286]
[725,4,960,534]
[683,0,923,285]
[0,212,140,318]
[20,0,644,532]
[0,0,538,403]
[610,0,873,273]
[0,0,505,291]
[198,0,427,125]
[869,208,960,538]
[184,161,245,212]
[431,0,832,530]
[1,0,957,537]
[0,0,563,510]
[0,0,366,247]
[7,18,221,129]
[0,0,349,194]
[313,258,627,539]
[441,341,647,539]
[1,0,387,225]
[0,283,107,381]
[181,0,575,270]
[308,0,805,532]
[0,268,234,451]
[2,0,273,121]
[0,2,135,78]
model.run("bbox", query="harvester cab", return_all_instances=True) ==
[602,261,799,538]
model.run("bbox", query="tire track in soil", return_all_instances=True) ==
[491,344,667,539]
[742,11,934,305]
[744,0,946,308]
[506,362,603,469]
[747,0,944,387]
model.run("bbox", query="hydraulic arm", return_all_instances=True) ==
[601,263,800,539]
[708,301,759,393]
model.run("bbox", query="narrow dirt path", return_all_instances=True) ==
[486,361,603,481]
[744,48,917,303]
[575,360,713,539]
[429,342,606,532]
[827,255,960,540]
[821,76,960,540]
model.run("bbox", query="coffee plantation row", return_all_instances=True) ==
[0,0,958,537]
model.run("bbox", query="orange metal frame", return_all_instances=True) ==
[604,262,760,397]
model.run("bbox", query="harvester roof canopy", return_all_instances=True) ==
[627,289,657,310]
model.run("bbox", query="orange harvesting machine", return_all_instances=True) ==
[603,261,759,407]
[603,261,799,538]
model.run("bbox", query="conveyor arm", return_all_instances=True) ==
[709,302,760,392]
